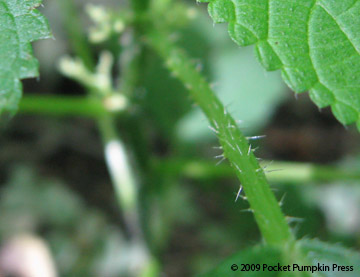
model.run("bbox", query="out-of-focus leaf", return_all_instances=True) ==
[141,53,192,138]
[141,11,212,138]
[201,245,282,276]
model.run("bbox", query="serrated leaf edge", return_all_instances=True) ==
[200,0,360,129]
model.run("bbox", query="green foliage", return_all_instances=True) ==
[203,245,282,276]
[147,29,293,246]
[300,239,360,276]
[204,239,360,276]
[199,0,360,128]
[1,0,360,275]
[0,0,51,115]
[177,13,287,142]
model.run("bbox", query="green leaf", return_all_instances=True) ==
[203,240,360,276]
[201,245,283,276]
[0,0,51,115]
[177,13,287,143]
[199,0,360,127]
[299,239,360,276]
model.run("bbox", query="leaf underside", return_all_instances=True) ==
[0,0,51,115]
[200,0,360,129]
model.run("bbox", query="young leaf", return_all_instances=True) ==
[0,0,51,115]
[199,0,360,128]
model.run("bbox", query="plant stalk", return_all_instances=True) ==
[97,115,140,234]
[56,1,156,274]
[146,28,293,246]
[19,95,107,118]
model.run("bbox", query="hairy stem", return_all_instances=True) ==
[147,29,293,246]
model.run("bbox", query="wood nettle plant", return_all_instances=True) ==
[0,0,360,276]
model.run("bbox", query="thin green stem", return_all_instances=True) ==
[57,0,140,224]
[118,32,144,97]
[98,114,159,276]
[153,159,360,184]
[146,29,293,246]
[97,115,139,232]
[56,1,157,274]
[19,95,107,118]
[120,0,150,96]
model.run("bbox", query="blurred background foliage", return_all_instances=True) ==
[0,0,360,276]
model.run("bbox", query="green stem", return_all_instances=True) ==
[120,0,150,96]
[56,1,156,274]
[98,115,158,276]
[153,159,360,184]
[19,95,107,118]
[97,115,139,232]
[118,31,144,97]
[57,0,140,224]
[146,29,293,246]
